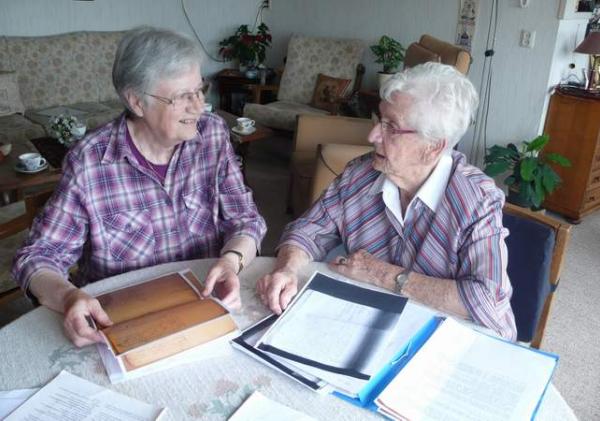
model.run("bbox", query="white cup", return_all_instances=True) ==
[19,152,46,171]
[236,117,255,131]
[204,103,213,113]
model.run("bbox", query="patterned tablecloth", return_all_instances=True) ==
[0,257,577,420]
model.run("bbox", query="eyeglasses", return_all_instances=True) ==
[144,87,204,108]
[373,115,418,138]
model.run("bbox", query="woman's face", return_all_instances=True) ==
[368,92,438,187]
[137,64,205,147]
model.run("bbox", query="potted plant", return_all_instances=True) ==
[218,23,272,72]
[484,134,571,210]
[370,35,405,87]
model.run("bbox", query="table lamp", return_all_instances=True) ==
[575,31,600,90]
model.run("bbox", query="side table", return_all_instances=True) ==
[215,69,277,115]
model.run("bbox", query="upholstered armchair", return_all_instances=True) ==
[404,34,471,74]
[243,35,366,131]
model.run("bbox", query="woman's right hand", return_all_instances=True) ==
[256,269,299,315]
[61,289,113,348]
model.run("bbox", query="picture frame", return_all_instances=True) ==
[558,0,597,20]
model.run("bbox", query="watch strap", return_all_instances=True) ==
[221,249,244,274]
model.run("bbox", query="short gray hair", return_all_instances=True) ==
[112,26,202,111]
[380,62,478,149]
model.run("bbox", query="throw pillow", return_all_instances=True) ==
[310,73,352,113]
[0,71,25,116]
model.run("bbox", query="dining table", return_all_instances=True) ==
[0,257,578,420]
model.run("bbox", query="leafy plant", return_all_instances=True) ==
[49,114,82,146]
[370,35,405,73]
[218,23,272,66]
[484,134,571,210]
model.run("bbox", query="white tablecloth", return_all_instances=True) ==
[0,257,577,420]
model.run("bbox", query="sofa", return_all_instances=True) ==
[0,31,126,146]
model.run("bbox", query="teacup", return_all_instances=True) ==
[204,103,214,113]
[18,152,46,171]
[236,117,255,132]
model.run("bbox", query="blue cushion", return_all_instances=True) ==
[503,212,555,342]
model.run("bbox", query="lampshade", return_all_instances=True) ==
[575,32,600,55]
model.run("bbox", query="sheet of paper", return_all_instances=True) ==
[5,371,164,420]
[376,318,557,421]
[266,301,435,396]
[228,391,316,421]
[0,388,38,419]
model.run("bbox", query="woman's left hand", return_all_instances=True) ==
[328,249,401,291]
[202,258,242,309]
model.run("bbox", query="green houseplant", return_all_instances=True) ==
[218,23,272,69]
[484,134,571,210]
[370,35,405,87]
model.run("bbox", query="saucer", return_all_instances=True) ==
[15,160,49,174]
[231,126,256,135]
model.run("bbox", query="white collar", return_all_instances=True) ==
[370,153,453,225]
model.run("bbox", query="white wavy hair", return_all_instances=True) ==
[379,62,479,150]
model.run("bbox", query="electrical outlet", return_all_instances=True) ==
[519,30,536,49]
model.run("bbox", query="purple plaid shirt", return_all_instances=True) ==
[13,112,266,290]
[280,151,516,340]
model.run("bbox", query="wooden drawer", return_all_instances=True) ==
[588,167,600,190]
[583,185,600,211]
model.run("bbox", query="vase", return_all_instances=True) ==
[378,72,395,88]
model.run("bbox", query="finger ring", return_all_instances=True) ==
[339,257,347,265]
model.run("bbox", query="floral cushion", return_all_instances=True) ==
[244,100,329,131]
[26,101,123,133]
[310,73,351,113]
[0,71,25,116]
[86,32,126,102]
[277,36,365,104]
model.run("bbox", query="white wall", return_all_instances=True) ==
[0,0,265,103]
[267,0,564,161]
[0,0,581,163]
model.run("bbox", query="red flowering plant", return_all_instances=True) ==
[218,23,272,66]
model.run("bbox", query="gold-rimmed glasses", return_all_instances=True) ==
[144,87,204,108]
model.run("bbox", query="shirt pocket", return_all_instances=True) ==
[182,189,216,236]
[102,210,155,261]
[219,191,255,220]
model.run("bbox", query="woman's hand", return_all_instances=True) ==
[62,289,113,348]
[202,258,242,310]
[328,249,402,291]
[256,269,299,315]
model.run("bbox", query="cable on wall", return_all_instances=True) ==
[468,0,499,167]
[181,0,269,63]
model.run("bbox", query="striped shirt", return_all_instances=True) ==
[280,151,516,340]
[13,112,266,291]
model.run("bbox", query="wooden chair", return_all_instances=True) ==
[502,203,571,349]
[0,188,54,306]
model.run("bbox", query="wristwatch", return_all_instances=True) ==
[221,249,244,274]
[394,269,411,294]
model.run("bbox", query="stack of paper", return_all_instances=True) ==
[228,391,315,421]
[3,371,164,420]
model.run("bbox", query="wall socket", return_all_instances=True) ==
[519,29,536,49]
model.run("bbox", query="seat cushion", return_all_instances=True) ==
[0,114,45,145]
[0,201,26,295]
[503,212,555,342]
[278,36,365,104]
[244,100,329,131]
[310,73,351,113]
[26,101,123,133]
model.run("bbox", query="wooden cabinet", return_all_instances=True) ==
[543,88,600,222]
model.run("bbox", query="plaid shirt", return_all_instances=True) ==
[13,112,266,290]
[280,151,517,340]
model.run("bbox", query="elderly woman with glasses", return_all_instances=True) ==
[257,62,516,340]
[13,27,266,347]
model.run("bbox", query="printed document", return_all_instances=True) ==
[228,391,316,421]
[5,370,164,420]
[375,318,557,421]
